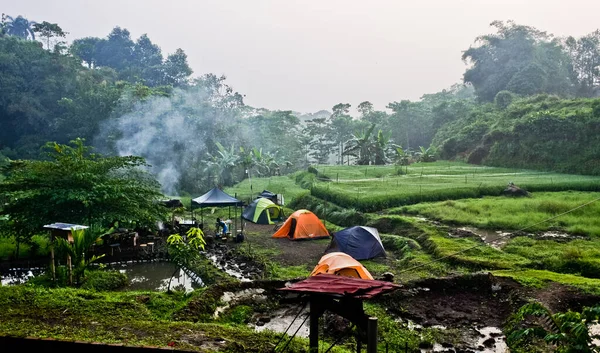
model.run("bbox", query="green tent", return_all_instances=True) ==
[242,197,284,225]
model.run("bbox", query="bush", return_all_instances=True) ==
[80,270,129,291]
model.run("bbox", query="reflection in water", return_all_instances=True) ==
[112,262,202,292]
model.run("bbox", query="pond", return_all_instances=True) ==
[108,261,203,292]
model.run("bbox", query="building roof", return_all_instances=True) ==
[278,273,400,299]
[43,223,89,231]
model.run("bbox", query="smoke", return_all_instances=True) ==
[96,86,222,196]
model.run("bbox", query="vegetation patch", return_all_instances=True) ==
[492,269,600,295]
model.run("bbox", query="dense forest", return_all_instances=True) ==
[2,16,600,194]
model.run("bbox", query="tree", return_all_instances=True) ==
[70,37,102,68]
[343,123,376,165]
[463,20,575,101]
[96,27,134,71]
[166,227,206,292]
[203,142,239,187]
[565,30,600,97]
[33,21,67,50]
[507,301,600,352]
[4,15,36,40]
[0,138,165,244]
[161,48,192,87]
[55,227,105,285]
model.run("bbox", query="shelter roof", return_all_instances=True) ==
[192,187,243,207]
[278,273,400,299]
[43,223,89,231]
[259,190,276,198]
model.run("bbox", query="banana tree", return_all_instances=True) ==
[417,145,438,162]
[343,123,376,165]
[203,142,239,187]
[55,227,105,285]
[238,146,255,180]
[373,129,392,165]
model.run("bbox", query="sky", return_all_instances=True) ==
[4,0,600,113]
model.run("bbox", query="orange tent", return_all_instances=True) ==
[272,209,330,240]
[310,252,374,280]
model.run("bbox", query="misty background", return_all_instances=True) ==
[4,0,600,113]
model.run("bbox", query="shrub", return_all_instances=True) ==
[81,270,129,291]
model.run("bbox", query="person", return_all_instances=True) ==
[216,218,228,238]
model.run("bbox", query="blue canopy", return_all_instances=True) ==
[191,187,243,208]
[325,226,386,260]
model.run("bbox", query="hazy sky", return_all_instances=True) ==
[5,0,600,113]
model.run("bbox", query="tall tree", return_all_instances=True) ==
[565,30,600,97]
[463,20,575,101]
[33,21,67,50]
[3,15,36,40]
[161,48,193,87]
[96,27,134,71]
[70,37,103,68]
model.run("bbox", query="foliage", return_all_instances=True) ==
[3,14,36,39]
[506,301,600,352]
[55,227,105,284]
[80,270,129,291]
[33,21,67,50]
[0,138,165,244]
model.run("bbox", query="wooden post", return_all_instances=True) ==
[367,317,377,353]
[67,255,72,285]
[357,332,362,353]
[50,246,56,282]
[309,300,320,353]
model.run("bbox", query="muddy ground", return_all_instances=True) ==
[207,222,600,352]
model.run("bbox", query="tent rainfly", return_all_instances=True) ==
[242,197,284,224]
[272,209,329,240]
[310,252,373,280]
[325,226,386,260]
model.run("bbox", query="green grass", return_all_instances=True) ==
[492,269,600,295]
[0,285,350,352]
[396,191,600,236]
[0,235,51,260]
[308,162,600,212]
[225,174,308,205]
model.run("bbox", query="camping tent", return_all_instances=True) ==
[325,226,386,260]
[272,209,329,240]
[258,190,277,203]
[242,197,284,225]
[191,187,244,230]
[310,252,373,280]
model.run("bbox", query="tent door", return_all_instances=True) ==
[288,218,297,238]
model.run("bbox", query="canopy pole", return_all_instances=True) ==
[234,193,238,237]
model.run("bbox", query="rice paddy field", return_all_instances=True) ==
[308,161,600,211]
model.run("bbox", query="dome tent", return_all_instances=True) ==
[325,226,386,260]
[242,197,284,225]
[272,209,329,240]
[310,252,373,280]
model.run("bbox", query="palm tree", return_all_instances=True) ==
[417,145,438,162]
[238,146,255,180]
[55,227,105,285]
[4,15,36,40]
[343,123,376,165]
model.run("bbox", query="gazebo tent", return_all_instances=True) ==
[191,187,244,232]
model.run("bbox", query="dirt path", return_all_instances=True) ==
[239,223,332,267]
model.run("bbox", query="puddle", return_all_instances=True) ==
[456,227,511,249]
[207,254,253,282]
[252,305,310,338]
[111,262,202,292]
[1,268,42,285]
[412,324,507,353]
[213,288,268,319]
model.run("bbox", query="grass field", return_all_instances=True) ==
[224,174,308,205]
[395,191,600,235]
[309,162,600,211]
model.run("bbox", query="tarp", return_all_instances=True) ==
[278,273,400,299]
[191,187,243,207]
[325,226,386,260]
[259,190,276,198]
[242,197,283,224]
[310,252,373,280]
[272,209,329,240]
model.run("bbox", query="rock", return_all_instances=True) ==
[503,182,530,197]
[441,342,454,348]
[419,341,434,349]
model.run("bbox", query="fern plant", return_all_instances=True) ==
[507,301,600,352]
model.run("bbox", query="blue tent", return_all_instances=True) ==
[325,226,386,260]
